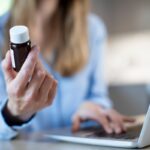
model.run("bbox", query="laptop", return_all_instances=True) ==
[45,106,150,148]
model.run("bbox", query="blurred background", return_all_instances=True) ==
[0,0,150,115]
[91,0,150,115]
[91,0,150,86]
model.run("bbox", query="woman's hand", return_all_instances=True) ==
[2,46,57,122]
[72,102,135,134]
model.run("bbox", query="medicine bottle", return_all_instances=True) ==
[10,26,31,72]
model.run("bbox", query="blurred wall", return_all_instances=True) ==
[91,0,150,35]
[91,0,150,86]
[109,84,149,115]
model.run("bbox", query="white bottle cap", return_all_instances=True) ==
[10,26,30,44]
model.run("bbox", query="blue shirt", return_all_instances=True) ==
[0,13,112,140]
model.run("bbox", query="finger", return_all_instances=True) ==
[72,114,81,132]
[96,113,113,134]
[27,61,46,93]
[109,122,122,134]
[85,108,113,134]
[112,119,126,134]
[47,80,57,105]
[123,116,136,122]
[39,74,54,101]
[113,115,135,132]
[2,51,16,83]
[114,122,122,134]
[15,46,39,90]
[116,119,127,132]
[107,112,125,133]
[73,108,113,134]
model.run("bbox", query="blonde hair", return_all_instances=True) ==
[3,0,89,76]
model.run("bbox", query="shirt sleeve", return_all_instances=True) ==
[0,62,34,140]
[87,15,113,109]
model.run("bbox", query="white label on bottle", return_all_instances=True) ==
[10,49,16,68]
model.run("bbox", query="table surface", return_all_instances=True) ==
[0,115,149,150]
[0,132,150,150]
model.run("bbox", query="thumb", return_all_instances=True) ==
[72,114,81,132]
[2,51,16,83]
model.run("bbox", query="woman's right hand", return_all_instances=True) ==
[2,46,57,122]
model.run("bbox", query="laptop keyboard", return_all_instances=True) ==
[80,125,142,140]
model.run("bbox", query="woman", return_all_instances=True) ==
[0,0,134,140]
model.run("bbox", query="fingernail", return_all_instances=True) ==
[116,128,121,134]
[106,128,113,134]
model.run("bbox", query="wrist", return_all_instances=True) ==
[7,100,33,121]
[2,100,33,126]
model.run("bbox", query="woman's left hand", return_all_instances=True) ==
[72,102,135,134]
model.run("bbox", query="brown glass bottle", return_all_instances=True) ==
[9,26,31,72]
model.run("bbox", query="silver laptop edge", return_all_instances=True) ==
[46,106,150,148]
[137,106,150,148]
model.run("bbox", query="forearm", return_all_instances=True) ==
[87,96,113,109]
